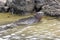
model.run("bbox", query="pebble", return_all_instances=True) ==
[54,38,60,40]
[3,35,11,39]
[26,36,33,38]
[21,34,25,36]
[50,29,54,30]
[11,35,20,39]
[0,38,9,40]
[11,33,15,36]
[30,37,39,40]
[53,24,56,26]
[0,38,3,40]
[6,24,12,26]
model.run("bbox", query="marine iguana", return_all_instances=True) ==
[0,11,44,31]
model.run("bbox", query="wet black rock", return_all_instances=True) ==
[42,5,60,17]
[0,1,5,12]
[34,0,60,12]
[47,0,60,9]
[9,0,35,15]
[34,0,46,12]
[0,0,60,17]
[0,0,9,12]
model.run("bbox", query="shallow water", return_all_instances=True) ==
[0,13,60,40]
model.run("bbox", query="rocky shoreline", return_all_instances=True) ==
[0,0,60,16]
[0,0,60,40]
